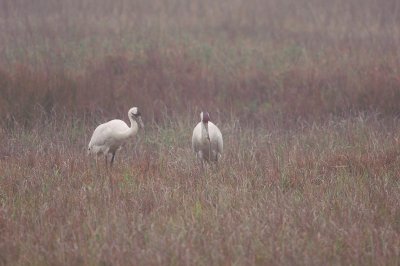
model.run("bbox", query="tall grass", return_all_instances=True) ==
[1,116,400,265]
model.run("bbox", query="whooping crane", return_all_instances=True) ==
[88,107,144,167]
[192,111,223,169]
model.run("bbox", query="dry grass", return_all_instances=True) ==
[1,0,400,265]
[1,116,400,265]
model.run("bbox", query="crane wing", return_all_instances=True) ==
[192,122,202,153]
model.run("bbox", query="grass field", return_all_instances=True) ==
[1,0,400,265]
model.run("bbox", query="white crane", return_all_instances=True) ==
[88,107,144,167]
[192,111,223,169]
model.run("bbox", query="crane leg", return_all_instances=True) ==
[197,151,205,172]
[110,152,116,167]
[105,154,109,169]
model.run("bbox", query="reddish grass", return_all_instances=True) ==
[0,116,400,265]
[1,0,400,127]
[1,50,400,128]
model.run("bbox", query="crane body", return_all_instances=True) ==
[192,111,223,168]
[88,107,144,167]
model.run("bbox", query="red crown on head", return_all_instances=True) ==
[202,111,210,123]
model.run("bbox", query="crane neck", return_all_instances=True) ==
[114,117,139,141]
[201,122,210,141]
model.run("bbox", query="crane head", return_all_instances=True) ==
[129,107,144,128]
[200,111,210,124]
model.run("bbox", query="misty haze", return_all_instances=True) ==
[0,1,399,265]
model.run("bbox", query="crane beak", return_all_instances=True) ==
[138,116,144,128]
